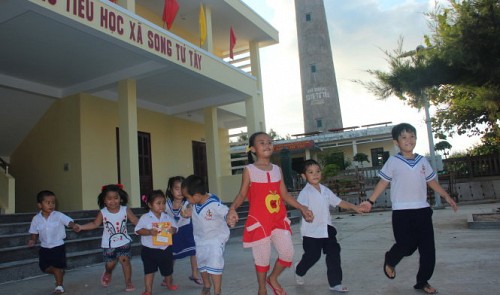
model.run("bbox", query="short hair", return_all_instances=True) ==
[391,123,417,140]
[143,190,166,209]
[302,159,320,174]
[181,175,207,196]
[36,190,56,203]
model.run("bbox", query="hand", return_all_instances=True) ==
[181,205,193,218]
[227,209,239,228]
[359,201,372,213]
[444,195,458,212]
[72,224,82,232]
[301,207,314,223]
[149,228,160,236]
[27,239,36,247]
[353,205,365,214]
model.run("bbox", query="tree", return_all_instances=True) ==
[358,0,499,151]
[435,140,452,158]
[353,153,370,167]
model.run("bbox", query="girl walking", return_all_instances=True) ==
[227,132,314,295]
[73,184,138,292]
[135,190,178,295]
[164,176,202,286]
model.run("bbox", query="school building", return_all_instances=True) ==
[0,0,277,213]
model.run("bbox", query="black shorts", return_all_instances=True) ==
[141,246,173,276]
[39,244,67,272]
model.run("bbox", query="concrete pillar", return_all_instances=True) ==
[118,79,140,207]
[352,140,358,167]
[204,107,221,196]
[116,0,135,13]
[246,41,266,135]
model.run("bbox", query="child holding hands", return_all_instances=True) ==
[135,190,178,295]
[28,190,76,294]
[73,184,138,292]
[294,159,364,293]
[227,131,314,295]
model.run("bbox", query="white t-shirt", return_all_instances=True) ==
[134,211,177,250]
[29,211,73,248]
[379,153,436,210]
[297,183,342,238]
[190,194,229,246]
[101,206,132,248]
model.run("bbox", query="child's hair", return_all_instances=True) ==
[166,176,185,201]
[302,159,320,174]
[143,190,166,208]
[181,175,207,196]
[98,184,129,209]
[247,131,269,164]
[392,123,417,140]
[36,190,56,203]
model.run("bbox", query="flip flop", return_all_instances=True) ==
[100,271,112,287]
[383,252,396,279]
[415,283,438,294]
[188,275,203,285]
[266,278,287,295]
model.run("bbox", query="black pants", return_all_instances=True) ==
[386,207,435,288]
[296,225,342,287]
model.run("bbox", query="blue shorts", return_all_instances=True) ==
[102,243,131,262]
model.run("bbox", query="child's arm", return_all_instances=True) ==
[427,179,458,212]
[126,207,139,225]
[73,211,103,232]
[27,234,38,247]
[227,168,251,227]
[338,200,364,214]
[136,228,160,236]
[360,179,390,212]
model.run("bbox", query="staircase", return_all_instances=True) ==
[0,203,300,284]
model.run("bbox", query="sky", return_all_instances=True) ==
[241,0,481,155]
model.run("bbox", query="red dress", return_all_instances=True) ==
[242,164,291,248]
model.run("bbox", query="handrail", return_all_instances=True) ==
[0,158,8,174]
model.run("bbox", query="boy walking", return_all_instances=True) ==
[361,123,458,294]
[181,175,230,295]
[28,190,76,294]
[294,159,364,293]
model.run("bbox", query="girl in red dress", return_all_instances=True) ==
[227,132,313,295]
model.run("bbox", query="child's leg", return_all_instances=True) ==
[118,256,134,288]
[415,208,436,288]
[268,229,294,289]
[387,210,419,267]
[296,236,322,277]
[191,255,201,279]
[256,271,267,295]
[144,273,154,294]
[200,271,211,293]
[210,273,222,295]
[251,242,272,294]
[45,266,64,286]
[324,225,342,287]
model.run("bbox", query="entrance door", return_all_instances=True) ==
[192,141,208,191]
[138,132,153,199]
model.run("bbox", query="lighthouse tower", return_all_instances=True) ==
[295,0,343,133]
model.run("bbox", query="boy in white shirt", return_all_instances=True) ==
[28,190,75,294]
[295,159,363,293]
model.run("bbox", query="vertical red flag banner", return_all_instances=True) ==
[229,26,237,59]
[163,0,179,30]
[199,3,207,46]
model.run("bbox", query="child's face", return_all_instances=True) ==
[104,191,121,210]
[182,187,201,205]
[251,134,273,158]
[38,195,56,215]
[148,196,166,215]
[395,130,417,155]
[303,164,322,186]
[171,181,183,201]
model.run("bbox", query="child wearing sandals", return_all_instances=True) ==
[181,175,230,295]
[294,159,364,293]
[227,132,314,295]
[135,190,178,295]
[164,176,203,286]
[73,184,138,292]
[361,123,458,294]
[28,190,76,294]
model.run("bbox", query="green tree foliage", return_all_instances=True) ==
[358,0,499,153]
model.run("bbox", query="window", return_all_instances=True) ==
[305,13,311,22]
[316,119,322,128]
[311,64,316,73]
[371,148,388,167]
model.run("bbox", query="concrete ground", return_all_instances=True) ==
[1,202,499,295]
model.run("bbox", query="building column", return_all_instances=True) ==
[352,140,358,167]
[118,79,140,207]
[204,107,221,196]
[246,41,266,134]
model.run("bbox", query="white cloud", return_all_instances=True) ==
[243,0,480,154]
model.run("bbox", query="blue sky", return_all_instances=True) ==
[240,0,480,155]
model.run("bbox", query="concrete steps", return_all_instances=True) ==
[0,203,300,284]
